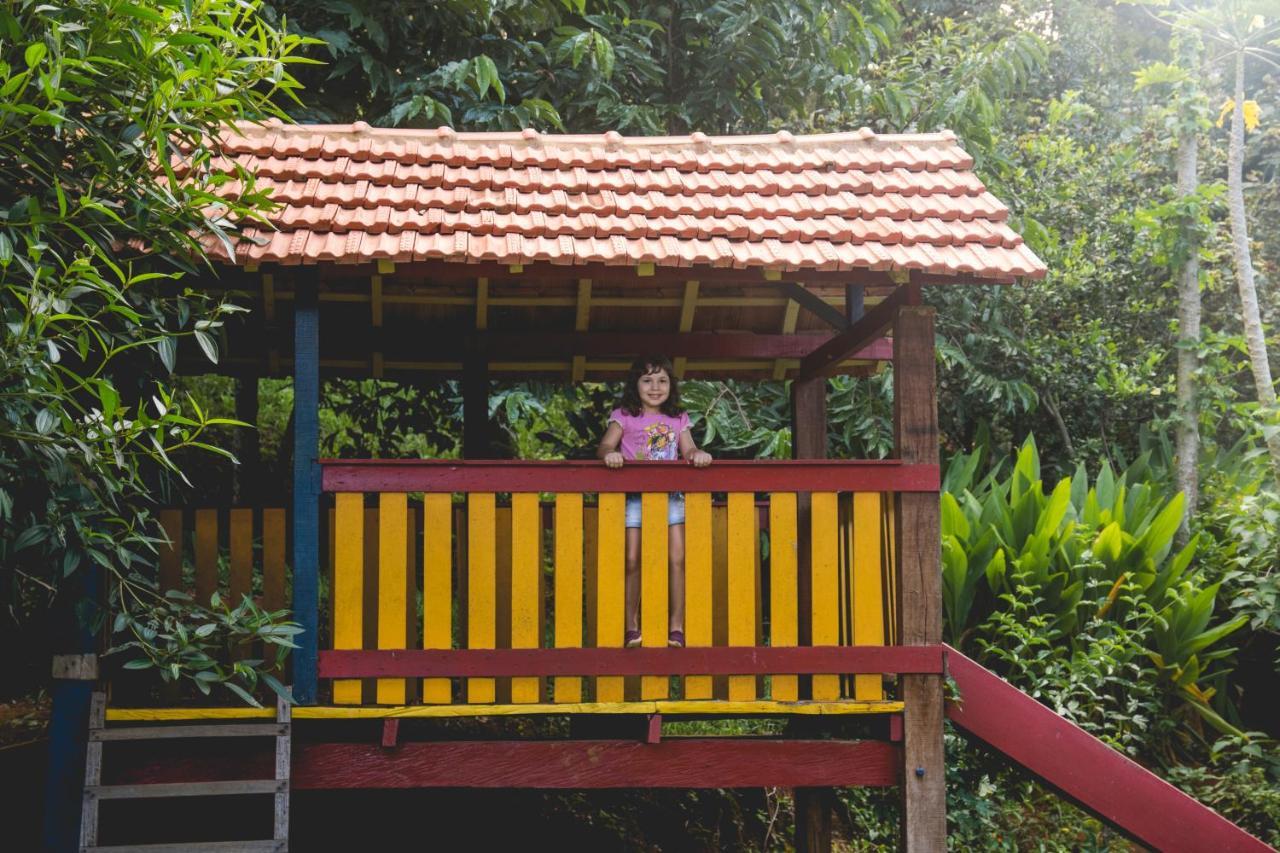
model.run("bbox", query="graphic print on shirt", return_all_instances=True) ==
[640,421,678,460]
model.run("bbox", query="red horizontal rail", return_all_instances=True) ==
[945,645,1271,851]
[113,739,901,790]
[320,458,940,494]
[319,645,944,678]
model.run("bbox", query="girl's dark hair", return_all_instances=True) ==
[619,355,683,417]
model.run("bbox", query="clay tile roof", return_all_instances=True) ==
[195,122,1046,280]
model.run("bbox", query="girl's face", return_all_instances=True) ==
[636,368,671,411]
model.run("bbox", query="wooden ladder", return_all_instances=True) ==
[79,692,291,853]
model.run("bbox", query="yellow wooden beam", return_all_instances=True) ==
[773,298,801,380]
[475,277,489,330]
[377,259,396,275]
[572,278,592,382]
[673,280,700,378]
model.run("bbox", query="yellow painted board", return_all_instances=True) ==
[885,495,898,646]
[640,492,669,700]
[711,504,729,699]
[262,509,286,613]
[554,493,584,703]
[683,493,713,700]
[106,699,905,722]
[194,508,217,606]
[811,492,840,701]
[727,493,756,701]
[421,494,453,704]
[377,493,408,705]
[467,493,497,703]
[228,509,252,606]
[595,494,625,702]
[510,494,541,703]
[333,494,364,705]
[853,493,886,700]
[769,493,799,701]
[495,506,513,704]
[158,509,183,594]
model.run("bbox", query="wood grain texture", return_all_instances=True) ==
[194,508,218,606]
[229,509,253,609]
[261,509,286,613]
[893,303,945,853]
[511,493,541,703]
[158,509,183,594]
[810,493,840,701]
[377,492,408,704]
[554,493,584,703]
[640,493,669,699]
[290,739,899,789]
[683,493,713,699]
[769,493,799,701]
[945,646,1272,852]
[421,493,453,703]
[467,493,497,703]
[332,494,364,705]
[595,494,625,702]
[727,493,756,701]
[852,493,885,701]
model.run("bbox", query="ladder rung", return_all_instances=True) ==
[87,780,285,800]
[82,840,285,852]
[92,724,288,742]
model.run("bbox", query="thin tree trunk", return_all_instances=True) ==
[1174,117,1200,534]
[1226,51,1280,480]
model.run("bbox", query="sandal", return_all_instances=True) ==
[625,629,642,648]
[667,630,685,648]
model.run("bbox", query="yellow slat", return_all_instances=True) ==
[510,494,541,703]
[467,493,497,703]
[683,493,713,699]
[811,492,840,701]
[640,493,668,699]
[333,494,364,705]
[885,495,898,645]
[377,493,408,705]
[421,495,452,703]
[711,505,729,699]
[194,509,217,606]
[229,509,253,608]
[595,494,625,702]
[727,493,756,701]
[158,509,183,594]
[853,493,886,700]
[554,493,584,703]
[769,493,799,701]
[261,509,286,613]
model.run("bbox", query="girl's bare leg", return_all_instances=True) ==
[625,527,642,633]
[668,523,685,634]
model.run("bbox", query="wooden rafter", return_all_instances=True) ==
[673,280,700,377]
[773,299,801,380]
[798,285,917,381]
[776,282,849,331]
[571,278,592,382]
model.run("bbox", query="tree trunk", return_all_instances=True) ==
[1226,51,1280,481]
[1174,111,1200,534]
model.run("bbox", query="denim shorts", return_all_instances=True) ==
[624,492,686,528]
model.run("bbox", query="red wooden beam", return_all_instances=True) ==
[319,459,940,494]
[945,645,1271,852]
[293,740,900,789]
[318,644,945,679]
[799,285,914,380]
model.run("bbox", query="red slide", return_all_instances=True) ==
[943,645,1274,852]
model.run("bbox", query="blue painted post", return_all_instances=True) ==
[291,271,321,704]
[42,569,98,852]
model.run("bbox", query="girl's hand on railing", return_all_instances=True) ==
[687,450,712,468]
[603,451,624,469]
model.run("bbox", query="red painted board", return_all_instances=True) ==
[945,645,1271,852]
[320,459,940,494]
[292,740,899,789]
[319,644,945,678]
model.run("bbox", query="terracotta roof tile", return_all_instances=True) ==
[198,123,1045,279]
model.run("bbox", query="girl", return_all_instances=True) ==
[597,355,712,648]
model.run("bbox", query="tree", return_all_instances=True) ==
[0,0,312,701]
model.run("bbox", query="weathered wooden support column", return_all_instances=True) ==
[463,337,492,459]
[894,296,945,850]
[291,270,321,704]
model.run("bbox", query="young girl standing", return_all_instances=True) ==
[597,355,712,648]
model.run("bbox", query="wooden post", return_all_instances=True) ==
[790,376,828,853]
[233,375,260,504]
[463,338,491,459]
[291,270,321,704]
[894,301,945,851]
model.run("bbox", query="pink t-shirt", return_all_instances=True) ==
[609,408,690,461]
